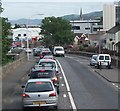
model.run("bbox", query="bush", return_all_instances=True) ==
[79,45,84,51]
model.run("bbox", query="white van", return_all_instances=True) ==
[95,54,111,69]
[53,46,65,57]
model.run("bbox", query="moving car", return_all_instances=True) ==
[40,50,52,59]
[43,55,55,60]
[37,59,59,73]
[90,54,98,66]
[21,79,58,110]
[30,66,60,93]
[95,54,111,69]
[53,46,65,57]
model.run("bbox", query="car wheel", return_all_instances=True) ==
[23,107,27,111]
[54,106,58,110]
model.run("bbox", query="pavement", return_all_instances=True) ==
[67,54,119,84]
[94,67,119,84]
[80,55,119,84]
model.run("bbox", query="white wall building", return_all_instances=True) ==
[103,1,120,31]
[103,1,120,51]
[70,20,102,35]
[12,28,42,41]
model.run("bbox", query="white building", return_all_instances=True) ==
[103,1,120,31]
[12,28,42,41]
[103,1,120,51]
[70,20,102,35]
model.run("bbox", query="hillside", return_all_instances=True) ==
[9,11,103,25]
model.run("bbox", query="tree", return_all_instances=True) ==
[0,1,12,65]
[41,16,74,47]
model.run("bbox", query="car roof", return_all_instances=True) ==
[27,79,52,83]
[98,54,110,56]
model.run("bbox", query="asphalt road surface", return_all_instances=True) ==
[2,54,119,111]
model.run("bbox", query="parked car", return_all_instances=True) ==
[21,79,58,110]
[53,46,65,57]
[90,54,98,66]
[95,54,111,69]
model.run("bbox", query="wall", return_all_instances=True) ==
[0,54,27,79]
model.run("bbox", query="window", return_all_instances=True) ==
[105,56,110,60]
[85,27,90,30]
[99,56,104,60]
[24,34,26,36]
[18,34,21,36]
[72,26,80,30]
[25,82,53,92]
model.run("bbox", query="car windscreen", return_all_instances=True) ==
[25,82,53,92]
[30,70,55,79]
[39,62,56,68]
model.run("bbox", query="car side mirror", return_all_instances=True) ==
[21,85,25,88]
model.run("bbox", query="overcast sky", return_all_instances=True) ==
[1,0,117,20]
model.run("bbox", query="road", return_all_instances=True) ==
[2,54,119,110]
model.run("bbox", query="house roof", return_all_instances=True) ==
[107,24,120,34]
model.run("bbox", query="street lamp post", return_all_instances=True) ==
[26,13,44,60]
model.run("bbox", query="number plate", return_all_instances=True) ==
[33,101,46,105]
[101,62,107,65]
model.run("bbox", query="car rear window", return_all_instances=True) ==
[25,82,53,92]
[99,56,104,60]
[105,56,110,60]
[42,51,52,56]
[30,70,55,79]
[39,62,56,68]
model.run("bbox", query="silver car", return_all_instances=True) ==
[21,79,58,110]
[90,55,98,66]
[37,59,59,73]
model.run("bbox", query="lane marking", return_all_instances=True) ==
[61,84,65,87]
[115,85,118,88]
[63,94,66,98]
[57,60,77,110]
[60,76,62,79]
[112,83,115,86]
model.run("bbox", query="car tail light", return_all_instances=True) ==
[40,70,45,72]
[49,92,56,97]
[40,54,43,58]
[21,94,30,98]
[52,77,58,83]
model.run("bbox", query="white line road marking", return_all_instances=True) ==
[63,94,66,98]
[112,83,115,86]
[60,76,62,79]
[115,85,118,88]
[57,60,77,110]
[61,84,65,87]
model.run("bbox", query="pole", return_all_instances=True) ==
[26,13,44,61]
[98,27,101,54]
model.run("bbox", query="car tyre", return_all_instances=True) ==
[54,105,58,110]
